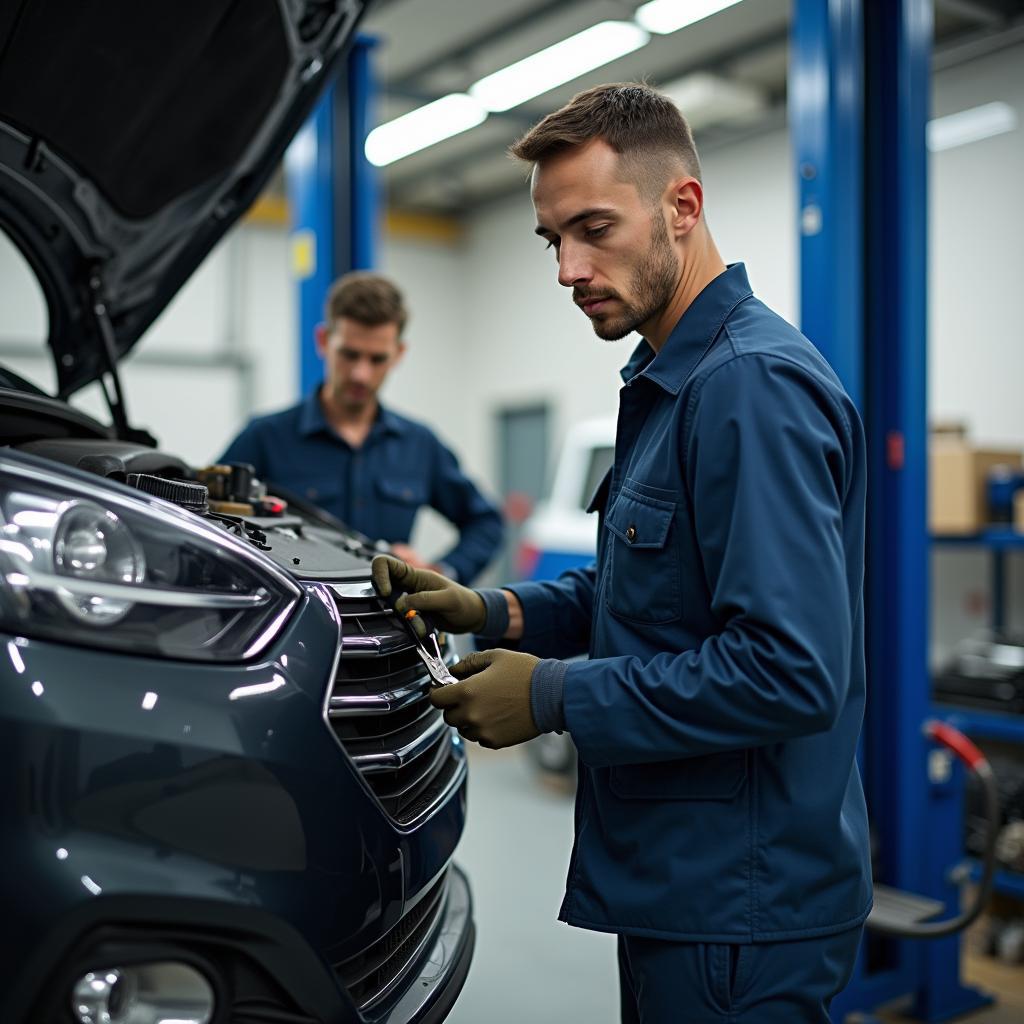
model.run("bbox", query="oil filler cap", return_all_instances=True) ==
[127,473,209,513]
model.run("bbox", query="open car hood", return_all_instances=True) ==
[0,0,366,398]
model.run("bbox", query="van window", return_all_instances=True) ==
[579,445,614,510]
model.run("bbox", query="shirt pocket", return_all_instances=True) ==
[609,750,748,802]
[374,477,428,541]
[291,474,342,508]
[375,477,428,506]
[605,484,680,624]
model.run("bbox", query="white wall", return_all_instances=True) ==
[930,45,1024,448]
[0,226,295,467]
[378,234,470,559]
[929,43,1024,662]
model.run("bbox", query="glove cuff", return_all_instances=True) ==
[530,659,568,734]
[474,587,511,639]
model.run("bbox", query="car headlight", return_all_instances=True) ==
[0,454,300,661]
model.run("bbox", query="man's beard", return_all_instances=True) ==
[586,216,679,341]
[324,380,373,414]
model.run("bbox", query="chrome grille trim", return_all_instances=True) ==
[322,582,465,827]
[328,581,377,600]
[350,715,450,773]
[328,653,458,716]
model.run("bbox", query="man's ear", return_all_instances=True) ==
[393,340,408,367]
[314,323,329,359]
[668,177,704,240]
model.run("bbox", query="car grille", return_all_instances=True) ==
[326,586,463,826]
[335,869,450,1011]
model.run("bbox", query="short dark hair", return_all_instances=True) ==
[325,271,408,335]
[509,82,701,201]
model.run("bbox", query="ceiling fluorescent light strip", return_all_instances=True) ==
[635,0,744,35]
[469,21,649,113]
[366,1,756,166]
[365,93,487,166]
[927,101,1017,152]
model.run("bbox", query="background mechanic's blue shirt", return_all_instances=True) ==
[220,396,503,583]
[507,264,872,941]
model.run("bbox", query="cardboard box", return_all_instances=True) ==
[929,441,1022,535]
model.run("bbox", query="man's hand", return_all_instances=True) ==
[371,554,487,635]
[431,649,541,749]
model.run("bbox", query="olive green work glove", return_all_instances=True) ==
[371,554,487,637]
[431,649,541,749]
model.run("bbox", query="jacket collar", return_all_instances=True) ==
[298,388,405,439]
[619,262,753,393]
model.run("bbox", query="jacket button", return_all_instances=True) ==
[625,525,637,543]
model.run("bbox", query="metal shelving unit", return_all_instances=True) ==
[932,529,1024,633]
[931,529,1024,740]
[966,859,1024,902]
[932,706,1024,745]
[933,530,1024,551]
[932,532,1024,905]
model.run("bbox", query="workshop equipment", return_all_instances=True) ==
[868,720,1000,939]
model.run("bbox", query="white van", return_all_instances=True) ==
[517,418,615,581]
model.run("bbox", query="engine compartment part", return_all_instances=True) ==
[127,472,209,513]
[12,438,375,576]
[16,436,190,480]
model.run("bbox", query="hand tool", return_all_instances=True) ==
[401,609,458,687]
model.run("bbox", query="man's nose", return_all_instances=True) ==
[351,359,373,382]
[557,242,592,289]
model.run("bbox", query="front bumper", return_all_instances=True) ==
[11,864,474,1023]
[0,585,473,1023]
[367,863,475,1024]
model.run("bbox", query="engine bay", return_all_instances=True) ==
[15,436,378,579]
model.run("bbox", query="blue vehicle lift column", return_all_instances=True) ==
[792,1,991,1019]
[285,35,379,398]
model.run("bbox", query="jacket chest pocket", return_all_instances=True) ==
[292,474,342,508]
[605,484,680,624]
[375,477,427,506]
[374,477,427,539]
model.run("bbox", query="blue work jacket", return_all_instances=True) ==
[220,393,503,583]
[508,264,872,941]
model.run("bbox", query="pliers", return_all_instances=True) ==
[390,603,457,687]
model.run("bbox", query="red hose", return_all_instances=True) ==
[924,719,989,773]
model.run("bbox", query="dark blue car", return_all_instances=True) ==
[0,3,474,1022]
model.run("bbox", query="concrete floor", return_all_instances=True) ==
[447,746,1024,1024]
[447,747,618,1023]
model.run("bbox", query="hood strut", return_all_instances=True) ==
[88,273,156,446]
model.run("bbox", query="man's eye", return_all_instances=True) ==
[544,239,558,251]
[585,225,609,240]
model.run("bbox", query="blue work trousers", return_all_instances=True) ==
[618,926,862,1023]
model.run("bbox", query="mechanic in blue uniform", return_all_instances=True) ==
[220,271,503,583]
[374,84,871,1022]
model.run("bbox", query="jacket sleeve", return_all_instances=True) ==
[504,563,598,660]
[218,421,269,477]
[427,437,504,584]
[563,354,858,766]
